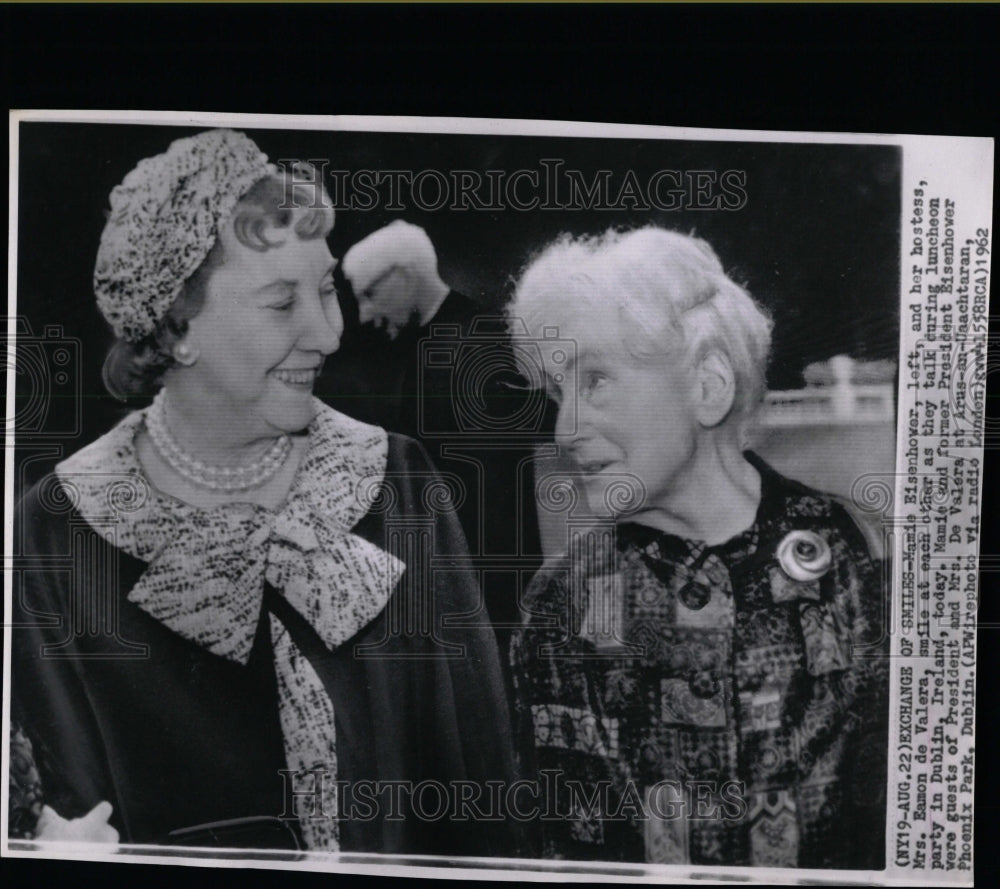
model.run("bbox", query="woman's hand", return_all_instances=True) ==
[34,801,119,844]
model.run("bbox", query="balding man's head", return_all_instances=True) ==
[341,221,448,338]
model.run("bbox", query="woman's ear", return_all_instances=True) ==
[693,349,736,428]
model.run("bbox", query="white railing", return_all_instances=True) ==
[759,356,896,426]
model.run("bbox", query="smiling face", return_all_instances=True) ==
[544,308,701,522]
[177,209,343,438]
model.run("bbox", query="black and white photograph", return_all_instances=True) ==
[3,111,990,886]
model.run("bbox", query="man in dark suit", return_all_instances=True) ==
[318,221,545,653]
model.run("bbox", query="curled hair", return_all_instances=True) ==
[230,171,333,252]
[506,226,773,432]
[102,168,334,401]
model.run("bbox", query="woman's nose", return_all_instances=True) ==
[302,299,343,355]
[553,397,578,443]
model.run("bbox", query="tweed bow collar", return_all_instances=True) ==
[56,400,404,657]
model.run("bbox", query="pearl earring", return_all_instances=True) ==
[173,343,199,366]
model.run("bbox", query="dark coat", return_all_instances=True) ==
[12,430,521,856]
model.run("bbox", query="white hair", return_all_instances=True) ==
[341,220,439,292]
[507,226,773,426]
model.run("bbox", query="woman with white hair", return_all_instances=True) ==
[508,227,888,868]
[11,130,519,855]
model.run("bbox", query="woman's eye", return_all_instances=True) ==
[319,275,338,299]
[269,299,295,312]
[581,372,607,396]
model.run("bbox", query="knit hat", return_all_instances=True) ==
[94,129,275,342]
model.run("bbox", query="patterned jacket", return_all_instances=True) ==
[512,453,888,868]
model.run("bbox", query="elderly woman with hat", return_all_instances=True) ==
[507,227,889,869]
[11,130,518,854]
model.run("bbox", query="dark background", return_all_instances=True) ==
[3,2,997,888]
[14,122,900,494]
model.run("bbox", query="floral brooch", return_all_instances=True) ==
[770,530,832,603]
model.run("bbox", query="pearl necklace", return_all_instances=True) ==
[145,390,293,492]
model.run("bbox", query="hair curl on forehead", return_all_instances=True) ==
[506,226,773,428]
[229,170,334,254]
